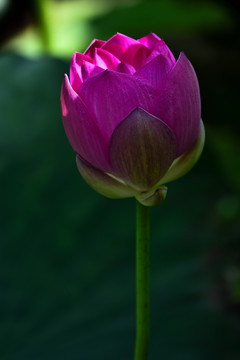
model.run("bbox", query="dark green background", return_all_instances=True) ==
[0,0,240,359]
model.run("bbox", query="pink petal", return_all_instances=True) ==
[109,108,176,191]
[84,39,105,58]
[138,33,161,50]
[116,62,136,75]
[93,48,120,70]
[134,54,174,90]
[70,53,92,93]
[146,40,176,65]
[76,155,137,199]
[61,74,111,172]
[79,70,158,141]
[102,33,138,60]
[121,43,150,69]
[153,52,201,156]
[81,61,104,82]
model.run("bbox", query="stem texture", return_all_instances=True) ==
[134,201,150,360]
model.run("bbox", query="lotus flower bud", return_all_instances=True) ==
[61,33,205,206]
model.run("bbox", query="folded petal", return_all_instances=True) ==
[79,70,158,141]
[81,61,103,82]
[109,108,176,191]
[94,48,120,70]
[61,74,111,172]
[158,120,205,185]
[76,155,137,199]
[153,52,201,156]
[116,62,135,75]
[146,41,176,65]
[134,54,174,90]
[121,43,150,69]
[70,53,92,93]
[84,39,105,58]
[138,33,162,50]
[102,33,138,60]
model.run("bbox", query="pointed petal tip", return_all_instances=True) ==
[61,73,67,95]
[83,39,105,58]
[134,53,174,89]
[175,51,195,71]
[61,74,73,116]
[61,73,78,102]
[63,73,69,83]
[137,33,161,46]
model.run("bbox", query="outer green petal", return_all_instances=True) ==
[136,186,168,207]
[158,120,205,185]
[109,108,176,191]
[76,155,137,199]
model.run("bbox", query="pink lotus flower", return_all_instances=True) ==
[61,33,204,206]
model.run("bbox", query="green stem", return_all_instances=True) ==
[134,201,150,360]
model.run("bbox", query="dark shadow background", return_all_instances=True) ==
[0,0,240,359]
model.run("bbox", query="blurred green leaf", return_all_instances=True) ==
[207,126,240,193]
[90,0,233,40]
[1,0,122,58]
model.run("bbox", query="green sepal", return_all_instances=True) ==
[136,186,168,207]
[158,120,205,185]
[76,155,137,199]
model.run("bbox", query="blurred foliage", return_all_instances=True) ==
[0,0,240,359]
[0,0,136,57]
[0,0,234,58]
[90,0,233,40]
